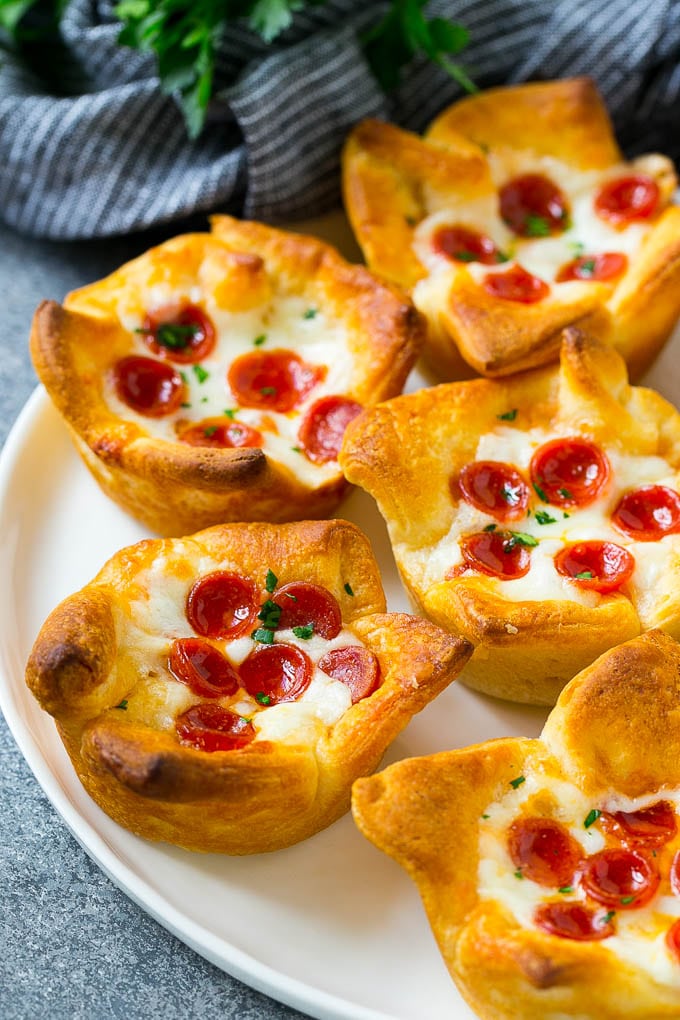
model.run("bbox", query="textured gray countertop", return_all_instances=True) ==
[0,222,305,1020]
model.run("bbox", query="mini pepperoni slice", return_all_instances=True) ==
[458,461,530,521]
[612,485,680,541]
[554,541,634,594]
[600,800,678,849]
[432,225,503,265]
[531,438,610,508]
[534,902,615,941]
[667,919,680,961]
[140,304,215,363]
[508,817,582,888]
[175,704,255,752]
[274,582,342,639]
[228,349,324,412]
[556,252,628,283]
[483,266,550,304]
[179,419,262,449]
[459,531,532,580]
[168,638,240,698]
[318,646,381,703]
[113,355,185,417]
[579,848,659,909]
[594,175,660,226]
[298,395,363,464]
[186,572,259,639]
[499,174,570,237]
[240,643,313,705]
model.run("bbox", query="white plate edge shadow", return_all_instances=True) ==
[0,387,404,1020]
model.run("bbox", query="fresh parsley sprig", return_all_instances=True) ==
[2,0,473,137]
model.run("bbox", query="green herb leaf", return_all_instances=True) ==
[558,885,573,894]
[115,699,128,710]
[253,333,267,346]
[524,214,551,238]
[192,364,209,384]
[578,258,596,278]
[481,813,490,820]
[180,402,191,409]
[203,425,218,437]
[303,308,318,320]
[454,250,477,262]
[224,408,236,419]
[506,531,538,549]
[292,625,313,639]
[179,371,189,384]
[260,386,277,396]
[570,241,585,258]
[509,775,526,789]
[483,523,497,532]
[558,487,572,499]
[495,250,510,264]
[255,691,272,706]
[533,482,548,502]
[600,910,616,925]
[265,569,278,593]
[514,869,524,880]
[258,598,282,630]
[153,322,197,349]
[534,510,557,525]
[584,809,601,829]
[252,628,275,645]
[344,582,354,596]
[620,895,635,905]
[497,409,518,422]
[291,445,302,453]
[575,570,594,580]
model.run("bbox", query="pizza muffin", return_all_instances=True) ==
[353,629,680,1020]
[30,217,424,535]
[343,77,680,379]
[340,328,680,705]
[25,519,471,854]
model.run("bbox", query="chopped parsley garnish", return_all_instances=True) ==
[303,308,318,320]
[344,582,355,596]
[497,408,518,422]
[252,628,275,645]
[260,386,277,396]
[179,371,189,384]
[501,483,522,506]
[224,408,236,419]
[558,885,573,894]
[258,599,282,630]
[558,487,572,499]
[265,569,278,593]
[253,334,267,346]
[533,481,548,502]
[620,895,635,905]
[180,402,191,409]
[454,250,477,262]
[584,809,601,829]
[291,446,302,453]
[509,775,526,789]
[575,570,594,580]
[203,425,218,437]
[578,258,596,277]
[481,813,490,820]
[496,251,510,263]
[136,322,197,350]
[192,364,209,384]
[405,215,417,227]
[283,592,298,601]
[514,869,524,880]
[570,241,585,258]
[483,523,497,532]
[505,531,538,550]
[115,699,128,710]
[563,512,570,519]
[292,625,314,639]
[600,910,616,925]
[239,715,252,724]
[524,214,551,238]
[255,692,271,706]
[200,396,208,403]
[534,510,557,526]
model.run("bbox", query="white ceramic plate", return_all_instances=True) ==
[2,323,680,1019]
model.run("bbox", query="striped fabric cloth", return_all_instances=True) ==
[0,0,679,239]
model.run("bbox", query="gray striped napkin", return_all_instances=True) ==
[0,0,679,239]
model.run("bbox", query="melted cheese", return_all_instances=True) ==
[413,158,654,288]
[479,777,680,987]
[108,291,355,486]
[113,545,364,746]
[416,425,680,620]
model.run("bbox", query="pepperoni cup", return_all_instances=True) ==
[113,356,185,418]
[459,531,532,580]
[457,461,529,521]
[594,175,660,226]
[432,225,503,265]
[499,174,570,237]
[554,541,634,594]
[530,438,610,508]
[140,304,216,363]
[612,485,680,540]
